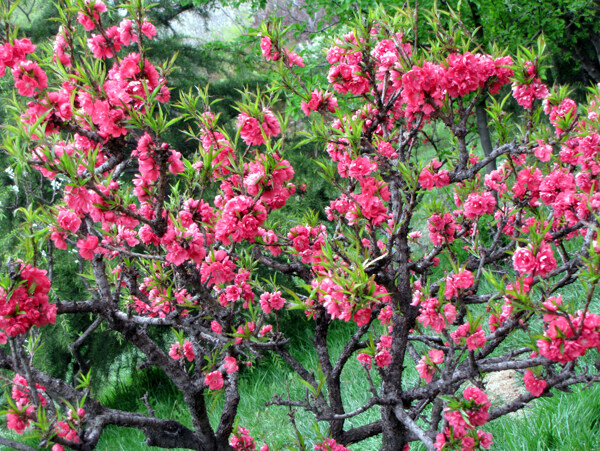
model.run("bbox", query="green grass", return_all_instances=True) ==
[486,384,600,450]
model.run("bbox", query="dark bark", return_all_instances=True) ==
[314,307,346,439]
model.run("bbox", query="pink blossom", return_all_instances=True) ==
[57,209,81,233]
[512,62,549,109]
[357,353,372,370]
[513,246,536,274]
[259,291,286,314]
[523,369,547,397]
[314,438,349,451]
[200,250,236,286]
[284,48,304,67]
[141,22,157,39]
[465,329,486,351]
[301,90,338,116]
[353,308,372,326]
[204,371,224,390]
[183,341,195,361]
[77,235,99,260]
[237,110,280,146]
[444,303,457,324]
[169,342,183,360]
[211,321,222,334]
[478,430,493,449]
[463,191,496,219]
[259,324,273,336]
[13,61,48,97]
[445,270,474,300]
[534,140,552,162]
[260,36,279,61]
[77,12,96,31]
[375,350,391,367]
[224,356,239,373]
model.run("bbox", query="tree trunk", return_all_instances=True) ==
[381,405,408,451]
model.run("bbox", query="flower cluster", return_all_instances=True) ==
[229,425,269,451]
[0,264,56,337]
[419,159,450,190]
[237,110,281,146]
[259,291,286,314]
[416,297,457,333]
[215,196,268,245]
[416,349,445,383]
[537,310,600,363]
[436,387,493,450]
[169,340,195,361]
[512,243,557,278]
[301,90,338,116]
[511,61,549,109]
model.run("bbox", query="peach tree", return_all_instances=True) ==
[0,1,599,450]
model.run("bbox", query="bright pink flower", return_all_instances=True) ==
[353,308,372,326]
[200,250,236,286]
[428,213,458,245]
[513,246,536,274]
[535,243,557,278]
[169,343,183,360]
[57,209,81,233]
[512,62,549,109]
[463,386,490,426]
[259,291,286,314]
[416,357,435,383]
[348,156,377,179]
[478,430,493,449]
[430,349,445,364]
[523,369,547,397]
[314,438,349,451]
[357,353,372,370]
[230,426,258,450]
[301,90,338,116]
[237,109,280,146]
[211,320,222,334]
[224,356,239,373]
[7,410,31,434]
[259,324,273,336]
[141,21,157,39]
[417,349,445,383]
[13,61,48,97]
[444,303,457,324]
[284,48,304,67]
[87,27,122,59]
[465,329,486,351]
[445,270,474,300]
[463,191,496,219]
[183,341,195,361]
[534,140,552,162]
[375,350,391,368]
[118,19,135,45]
[260,36,279,61]
[77,12,96,31]
[77,235,99,260]
[204,371,224,390]
[451,323,486,351]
